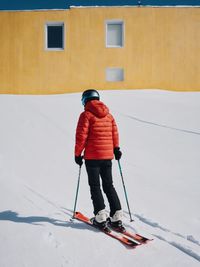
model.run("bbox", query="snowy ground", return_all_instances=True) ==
[0,89,200,267]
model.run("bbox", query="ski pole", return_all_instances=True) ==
[118,160,134,222]
[71,165,82,220]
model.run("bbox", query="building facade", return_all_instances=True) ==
[0,5,199,94]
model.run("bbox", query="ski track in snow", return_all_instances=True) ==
[134,214,200,246]
[19,183,200,263]
[129,213,200,262]
[1,176,200,265]
[0,184,81,267]
[119,113,200,136]
[154,235,200,262]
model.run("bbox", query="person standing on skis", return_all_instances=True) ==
[74,89,124,231]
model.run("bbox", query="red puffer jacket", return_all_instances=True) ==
[75,100,119,159]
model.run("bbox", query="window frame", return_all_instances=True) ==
[45,22,65,51]
[105,20,124,48]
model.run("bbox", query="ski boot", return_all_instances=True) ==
[108,210,126,233]
[92,209,110,233]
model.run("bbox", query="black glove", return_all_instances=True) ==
[114,147,122,160]
[75,155,83,166]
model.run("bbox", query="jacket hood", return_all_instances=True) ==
[85,100,109,118]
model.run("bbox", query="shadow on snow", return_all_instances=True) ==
[0,210,96,231]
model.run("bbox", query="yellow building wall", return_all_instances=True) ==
[0,7,199,94]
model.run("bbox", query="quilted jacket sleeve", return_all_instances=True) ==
[75,112,90,156]
[112,116,119,148]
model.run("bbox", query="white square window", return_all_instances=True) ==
[106,68,124,82]
[45,22,65,51]
[106,21,124,48]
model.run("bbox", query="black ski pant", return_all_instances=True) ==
[85,159,121,217]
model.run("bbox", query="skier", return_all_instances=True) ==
[74,89,124,231]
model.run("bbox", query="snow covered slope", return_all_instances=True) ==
[0,90,200,267]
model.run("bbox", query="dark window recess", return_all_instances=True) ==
[47,26,63,49]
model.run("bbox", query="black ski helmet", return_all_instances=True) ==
[81,89,100,106]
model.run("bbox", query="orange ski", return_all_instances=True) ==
[74,212,140,248]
